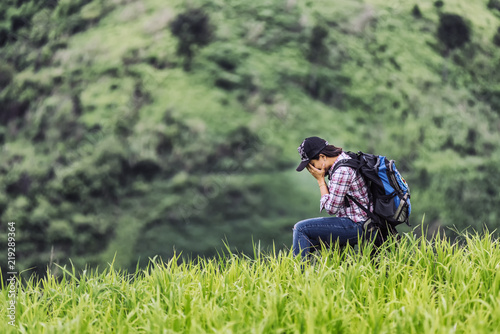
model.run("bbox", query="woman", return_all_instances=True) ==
[293,136,372,258]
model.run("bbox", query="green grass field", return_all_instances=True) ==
[2,230,500,333]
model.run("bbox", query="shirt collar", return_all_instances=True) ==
[327,152,348,180]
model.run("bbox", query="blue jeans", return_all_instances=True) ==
[292,217,364,258]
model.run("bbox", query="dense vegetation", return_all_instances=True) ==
[1,0,500,275]
[1,232,500,333]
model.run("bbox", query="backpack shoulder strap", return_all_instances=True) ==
[345,193,379,223]
[330,151,362,174]
[331,151,380,223]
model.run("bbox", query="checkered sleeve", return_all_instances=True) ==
[319,166,355,215]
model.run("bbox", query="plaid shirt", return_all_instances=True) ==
[319,152,372,223]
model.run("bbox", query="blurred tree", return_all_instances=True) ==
[437,13,471,81]
[434,1,445,10]
[0,27,7,47]
[437,13,470,53]
[307,25,328,64]
[488,0,500,12]
[412,5,422,18]
[170,8,214,71]
[0,62,14,89]
[494,27,500,47]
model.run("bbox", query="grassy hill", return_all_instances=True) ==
[1,0,500,274]
[1,233,499,333]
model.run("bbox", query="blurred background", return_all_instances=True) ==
[1,0,500,277]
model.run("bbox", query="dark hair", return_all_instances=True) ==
[311,145,342,160]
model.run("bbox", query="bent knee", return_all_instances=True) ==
[293,219,310,231]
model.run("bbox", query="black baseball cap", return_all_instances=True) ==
[296,136,329,171]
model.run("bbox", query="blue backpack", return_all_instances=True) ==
[332,151,411,229]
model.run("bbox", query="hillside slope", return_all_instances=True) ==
[1,0,500,274]
[1,233,500,333]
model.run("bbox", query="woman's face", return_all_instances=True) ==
[309,155,326,170]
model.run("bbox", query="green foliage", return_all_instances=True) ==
[1,0,500,276]
[0,62,14,89]
[411,4,423,18]
[170,8,214,71]
[494,26,500,46]
[434,1,445,9]
[437,13,471,51]
[1,233,500,333]
[307,25,329,63]
[488,0,500,12]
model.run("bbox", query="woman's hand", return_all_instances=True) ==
[306,162,326,181]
